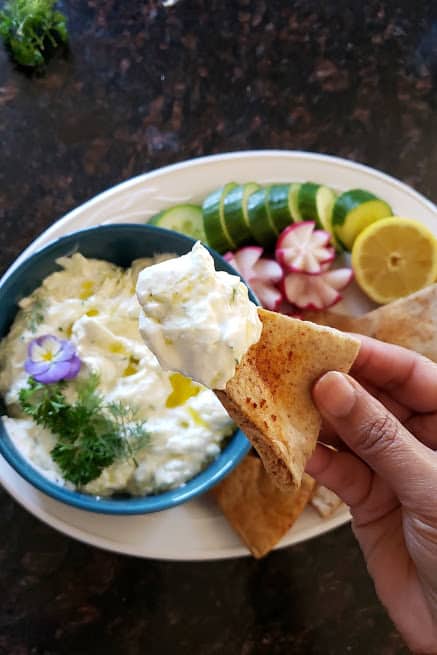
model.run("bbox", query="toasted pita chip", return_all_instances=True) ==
[212,455,316,558]
[311,484,343,518]
[303,284,437,363]
[302,310,363,333]
[216,308,360,491]
[357,284,437,362]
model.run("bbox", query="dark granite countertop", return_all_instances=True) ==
[2,0,437,652]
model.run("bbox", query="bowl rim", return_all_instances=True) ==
[0,223,253,514]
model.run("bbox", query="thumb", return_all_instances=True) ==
[312,371,436,507]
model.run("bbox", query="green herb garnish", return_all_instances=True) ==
[0,0,67,69]
[18,374,149,486]
[24,297,46,333]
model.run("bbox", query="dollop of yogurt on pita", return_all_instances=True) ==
[136,242,262,389]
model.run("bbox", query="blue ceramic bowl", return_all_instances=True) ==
[0,224,254,514]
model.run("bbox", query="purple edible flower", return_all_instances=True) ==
[25,335,81,384]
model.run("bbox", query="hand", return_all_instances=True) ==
[306,336,437,654]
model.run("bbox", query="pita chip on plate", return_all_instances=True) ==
[311,484,344,519]
[212,454,316,558]
[302,310,363,333]
[303,283,437,363]
[216,308,360,492]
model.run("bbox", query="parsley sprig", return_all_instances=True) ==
[0,0,67,69]
[19,374,149,486]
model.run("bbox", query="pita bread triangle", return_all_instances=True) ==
[212,454,316,558]
[311,483,343,518]
[216,308,360,491]
[303,284,437,363]
[301,309,363,333]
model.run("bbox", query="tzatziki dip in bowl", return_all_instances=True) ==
[0,224,254,514]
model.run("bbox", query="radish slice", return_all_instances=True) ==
[282,267,353,310]
[225,247,284,311]
[323,268,354,289]
[251,280,283,311]
[224,246,262,279]
[276,221,335,274]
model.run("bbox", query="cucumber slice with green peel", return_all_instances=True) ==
[202,183,238,253]
[223,182,260,247]
[315,186,339,251]
[149,210,164,224]
[298,183,337,227]
[298,182,340,249]
[267,184,293,233]
[149,205,206,241]
[298,182,321,224]
[289,183,303,221]
[247,187,279,247]
[332,189,392,251]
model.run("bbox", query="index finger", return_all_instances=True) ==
[351,335,437,413]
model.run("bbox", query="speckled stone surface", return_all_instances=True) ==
[1,0,436,652]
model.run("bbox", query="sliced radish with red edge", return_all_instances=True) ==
[276,221,335,275]
[282,267,353,310]
[225,247,284,311]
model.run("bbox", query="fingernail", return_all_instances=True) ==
[313,371,356,418]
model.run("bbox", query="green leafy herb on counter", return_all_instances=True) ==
[0,0,68,69]
[19,374,150,486]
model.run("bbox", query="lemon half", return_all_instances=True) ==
[351,217,437,304]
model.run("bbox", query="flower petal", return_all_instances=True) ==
[41,334,62,354]
[55,339,76,362]
[34,360,72,384]
[28,341,48,362]
[25,359,51,376]
[28,334,62,361]
[63,355,81,380]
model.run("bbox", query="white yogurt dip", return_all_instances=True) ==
[136,242,262,389]
[0,253,235,496]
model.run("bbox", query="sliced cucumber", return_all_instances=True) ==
[298,183,336,226]
[289,183,303,221]
[247,187,279,247]
[149,205,206,241]
[297,182,320,223]
[267,184,293,233]
[223,182,260,247]
[298,182,339,249]
[332,189,392,251]
[202,183,238,253]
[149,210,164,224]
[316,186,337,236]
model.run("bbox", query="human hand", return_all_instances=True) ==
[306,336,437,654]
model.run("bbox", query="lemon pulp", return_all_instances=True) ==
[351,217,437,304]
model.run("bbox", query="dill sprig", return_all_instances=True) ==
[23,297,46,333]
[18,374,150,486]
[0,0,67,69]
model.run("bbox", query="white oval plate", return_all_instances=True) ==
[2,151,437,560]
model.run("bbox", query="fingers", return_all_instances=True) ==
[318,381,412,450]
[405,414,437,451]
[306,444,372,508]
[312,371,437,509]
[352,336,437,413]
[306,444,399,525]
[360,382,411,425]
